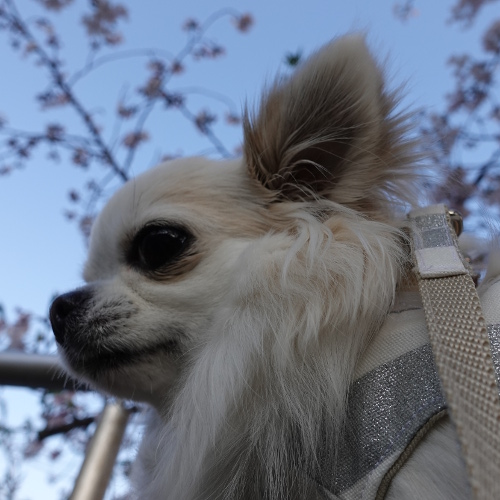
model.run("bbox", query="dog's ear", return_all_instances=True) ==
[243,35,417,217]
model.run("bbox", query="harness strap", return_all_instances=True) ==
[408,205,500,500]
[374,409,448,500]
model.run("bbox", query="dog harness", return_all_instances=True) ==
[314,205,500,500]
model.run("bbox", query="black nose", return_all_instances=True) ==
[50,289,91,346]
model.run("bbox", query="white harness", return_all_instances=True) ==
[314,205,500,499]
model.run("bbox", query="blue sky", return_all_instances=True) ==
[0,0,497,497]
[0,0,494,320]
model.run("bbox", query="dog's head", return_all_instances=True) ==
[50,36,418,407]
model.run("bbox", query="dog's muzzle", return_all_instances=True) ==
[50,289,92,346]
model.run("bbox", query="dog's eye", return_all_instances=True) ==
[132,225,191,271]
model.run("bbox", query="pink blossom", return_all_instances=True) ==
[72,148,89,167]
[183,18,199,31]
[7,312,31,350]
[194,110,216,133]
[82,1,128,47]
[37,91,69,109]
[35,18,59,48]
[122,131,149,149]
[24,439,44,459]
[193,43,225,60]
[225,113,241,125]
[163,92,184,107]
[449,0,496,25]
[160,153,181,162]
[79,215,95,241]
[470,62,491,84]
[68,190,80,202]
[64,210,77,220]
[483,20,500,54]
[35,0,73,11]
[46,124,64,142]
[139,76,162,98]
[148,60,166,75]
[171,60,184,74]
[117,103,138,119]
[233,14,254,32]
[393,2,420,22]
[0,165,12,176]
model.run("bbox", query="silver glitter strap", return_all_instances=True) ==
[409,204,500,500]
[489,325,500,384]
[314,343,445,498]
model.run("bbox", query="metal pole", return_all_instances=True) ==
[70,402,131,500]
[0,351,78,391]
[0,353,132,498]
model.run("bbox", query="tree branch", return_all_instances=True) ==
[176,102,233,158]
[37,416,95,441]
[3,0,128,181]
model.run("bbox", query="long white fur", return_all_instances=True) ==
[56,35,482,499]
[132,209,405,499]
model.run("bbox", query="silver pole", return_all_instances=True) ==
[0,353,132,498]
[0,351,78,391]
[70,402,131,500]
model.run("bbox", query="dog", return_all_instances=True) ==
[49,35,477,499]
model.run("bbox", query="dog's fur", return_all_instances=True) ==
[50,36,473,499]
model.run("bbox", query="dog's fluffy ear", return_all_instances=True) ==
[244,35,418,217]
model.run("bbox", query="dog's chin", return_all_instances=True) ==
[58,342,180,407]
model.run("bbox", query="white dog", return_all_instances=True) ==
[50,36,475,499]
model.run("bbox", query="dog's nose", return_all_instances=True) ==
[50,289,90,346]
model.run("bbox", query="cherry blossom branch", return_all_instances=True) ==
[37,415,96,441]
[37,404,139,441]
[1,0,129,181]
[68,48,176,87]
[176,101,233,158]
